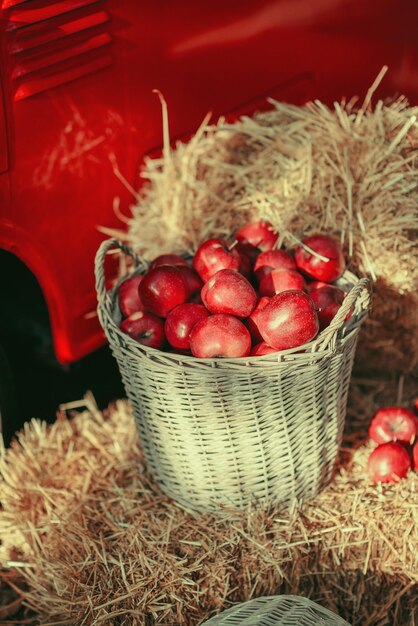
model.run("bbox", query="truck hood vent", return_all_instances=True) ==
[2,0,113,100]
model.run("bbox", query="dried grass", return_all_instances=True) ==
[0,378,417,626]
[109,73,417,372]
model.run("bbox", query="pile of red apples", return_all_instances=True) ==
[367,403,418,483]
[118,220,349,358]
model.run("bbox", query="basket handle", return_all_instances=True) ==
[315,277,370,351]
[95,238,141,307]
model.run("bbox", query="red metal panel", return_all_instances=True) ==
[11,32,111,78]
[7,11,110,54]
[0,0,417,365]
[0,75,9,173]
[5,0,102,30]
[14,54,112,100]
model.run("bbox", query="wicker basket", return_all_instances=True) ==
[95,239,370,515]
[201,595,352,625]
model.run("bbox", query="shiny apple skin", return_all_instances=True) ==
[235,220,278,251]
[164,303,210,350]
[368,407,417,445]
[120,311,165,349]
[118,274,145,318]
[177,265,203,300]
[254,249,296,282]
[413,441,418,469]
[308,284,345,330]
[201,269,257,318]
[192,238,240,282]
[250,342,277,356]
[150,254,189,269]
[368,442,411,483]
[190,314,251,358]
[246,296,271,343]
[306,280,330,292]
[259,269,306,297]
[256,290,319,351]
[138,265,189,317]
[295,234,345,282]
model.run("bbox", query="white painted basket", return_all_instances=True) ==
[95,239,370,515]
[201,596,352,625]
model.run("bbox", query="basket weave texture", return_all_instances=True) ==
[201,595,352,626]
[95,239,370,515]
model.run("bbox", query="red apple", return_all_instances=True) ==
[118,274,145,318]
[246,296,271,343]
[308,284,345,303]
[190,314,251,358]
[138,265,188,317]
[201,269,257,318]
[254,249,296,282]
[192,238,240,282]
[259,269,306,297]
[120,311,165,349]
[177,265,203,301]
[295,234,345,282]
[368,407,417,445]
[164,303,210,350]
[238,250,253,281]
[150,253,188,269]
[413,441,418,469]
[368,442,411,483]
[235,241,260,264]
[251,342,277,356]
[235,220,278,251]
[308,284,346,330]
[307,281,330,292]
[255,290,319,351]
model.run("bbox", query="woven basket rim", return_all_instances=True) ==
[95,239,370,369]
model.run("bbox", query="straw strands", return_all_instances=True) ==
[113,84,417,372]
[126,93,417,295]
[0,378,417,626]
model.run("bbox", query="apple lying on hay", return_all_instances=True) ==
[366,402,418,484]
[368,407,418,445]
[368,442,412,483]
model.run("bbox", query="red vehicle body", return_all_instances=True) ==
[0,0,417,368]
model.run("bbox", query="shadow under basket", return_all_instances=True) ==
[95,239,370,515]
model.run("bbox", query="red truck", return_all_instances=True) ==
[0,0,417,438]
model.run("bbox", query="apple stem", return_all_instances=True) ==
[228,240,238,251]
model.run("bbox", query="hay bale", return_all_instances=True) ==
[0,381,417,626]
[111,72,417,373]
